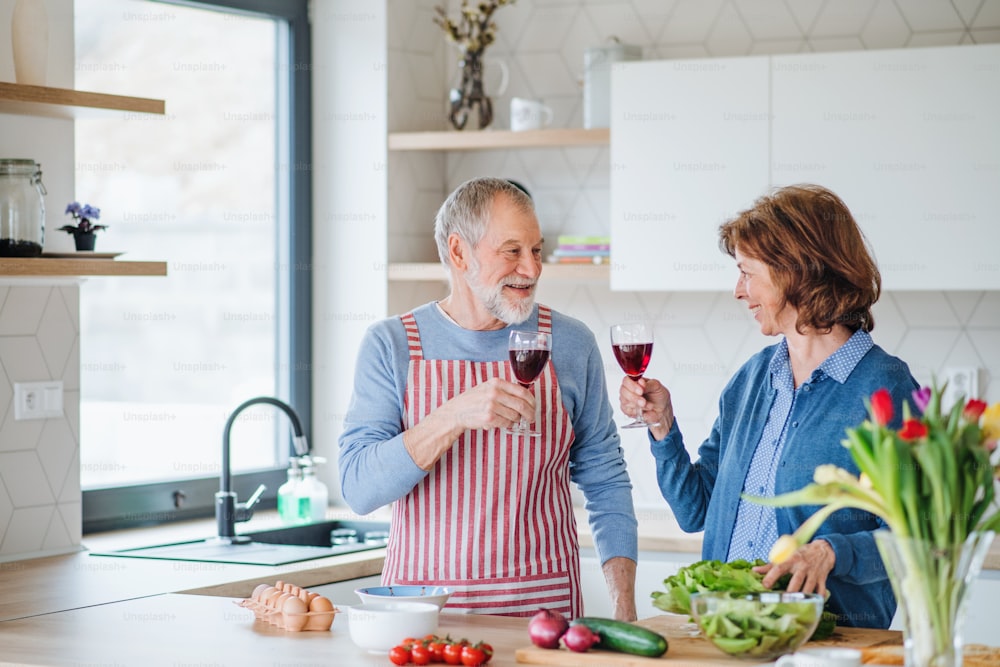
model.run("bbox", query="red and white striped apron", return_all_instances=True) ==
[382,305,582,617]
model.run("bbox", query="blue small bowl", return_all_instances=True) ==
[354,585,451,609]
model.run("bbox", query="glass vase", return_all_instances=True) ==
[448,50,493,131]
[875,530,994,667]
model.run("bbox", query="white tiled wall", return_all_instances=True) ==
[0,0,79,560]
[0,284,82,558]
[387,0,1000,508]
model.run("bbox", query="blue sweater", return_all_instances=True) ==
[338,302,639,565]
[651,339,916,628]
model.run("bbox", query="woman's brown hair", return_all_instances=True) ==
[718,184,880,334]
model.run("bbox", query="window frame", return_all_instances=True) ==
[81,0,312,533]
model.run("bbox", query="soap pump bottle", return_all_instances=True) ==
[277,457,304,525]
[296,455,328,523]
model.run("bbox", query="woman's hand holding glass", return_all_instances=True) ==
[619,375,674,440]
[610,323,661,429]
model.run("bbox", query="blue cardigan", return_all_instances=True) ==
[651,340,916,628]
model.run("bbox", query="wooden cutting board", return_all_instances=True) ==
[515,614,902,666]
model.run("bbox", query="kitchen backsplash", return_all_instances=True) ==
[387,0,1000,509]
[0,285,82,558]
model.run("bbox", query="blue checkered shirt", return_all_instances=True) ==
[726,330,875,562]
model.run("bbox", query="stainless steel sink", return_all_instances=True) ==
[89,519,390,566]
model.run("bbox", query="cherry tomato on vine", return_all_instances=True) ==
[389,645,411,666]
[427,639,447,662]
[442,642,465,665]
[460,645,488,666]
[410,643,432,665]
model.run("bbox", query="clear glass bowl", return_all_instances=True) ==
[689,591,824,661]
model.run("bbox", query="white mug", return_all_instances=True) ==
[510,97,553,131]
[776,647,861,667]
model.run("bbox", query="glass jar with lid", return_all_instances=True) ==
[0,159,47,257]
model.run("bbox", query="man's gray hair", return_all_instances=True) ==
[434,177,535,268]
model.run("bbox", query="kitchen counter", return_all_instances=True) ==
[0,593,901,667]
[0,510,386,622]
[2,505,999,623]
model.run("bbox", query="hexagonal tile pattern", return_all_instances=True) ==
[0,286,50,335]
[1,506,53,556]
[394,0,1000,540]
[0,285,82,559]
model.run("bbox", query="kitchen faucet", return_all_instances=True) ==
[216,396,309,543]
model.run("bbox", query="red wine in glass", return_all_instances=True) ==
[610,323,659,429]
[612,342,652,380]
[510,348,551,387]
[507,330,552,437]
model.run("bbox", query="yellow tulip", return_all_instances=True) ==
[813,464,857,486]
[769,534,800,564]
[982,403,1000,443]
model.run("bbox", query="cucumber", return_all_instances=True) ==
[569,617,669,657]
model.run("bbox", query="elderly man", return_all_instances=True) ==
[338,176,638,620]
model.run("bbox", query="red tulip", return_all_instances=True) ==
[870,388,894,426]
[899,419,929,441]
[963,399,987,422]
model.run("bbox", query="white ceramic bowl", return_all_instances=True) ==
[347,601,440,653]
[354,585,452,610]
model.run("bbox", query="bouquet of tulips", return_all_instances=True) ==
[756,385,1000,555]
[750,383,1000,666]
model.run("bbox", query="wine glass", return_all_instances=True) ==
[610,322,659,429]
[507,330,552,437]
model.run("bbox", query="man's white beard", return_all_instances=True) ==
[466,260,536,325]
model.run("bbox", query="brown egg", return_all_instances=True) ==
[309,596,334,612]
[300,590,317,605]
[264,588,285,609]
[251,584,270,602]
[282,596,309,632]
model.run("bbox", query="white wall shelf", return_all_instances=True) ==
[388,128,608,151]
[388,261,609,282]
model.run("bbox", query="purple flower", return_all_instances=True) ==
[61,200,107,235]
[912,386,932,413]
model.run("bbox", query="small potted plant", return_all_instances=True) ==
[59,201,107,251]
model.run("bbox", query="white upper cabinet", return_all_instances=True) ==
[612,44,1000,291]
[771,44,1000,290]
[610,57,770,291]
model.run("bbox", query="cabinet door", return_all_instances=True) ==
[771,45,1000,290]
[610,57,770,291]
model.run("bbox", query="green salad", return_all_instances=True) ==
[693,593,822,658]
[651,559,836,641]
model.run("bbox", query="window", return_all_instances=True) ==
[76,0,311,532]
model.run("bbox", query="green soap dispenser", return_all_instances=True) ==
[277,457,304,524]
[296,455,328,523]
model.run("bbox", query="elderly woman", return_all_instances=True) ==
[621,184,916,629]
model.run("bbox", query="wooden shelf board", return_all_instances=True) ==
[0,82,165,119]
[0,258,168,277]
[387,262,608,282]
[388,127,609,151]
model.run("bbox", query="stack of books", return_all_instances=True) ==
[547,235,610,264]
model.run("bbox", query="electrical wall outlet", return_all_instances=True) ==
[13,381,64,420]
[940,367,979,412]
